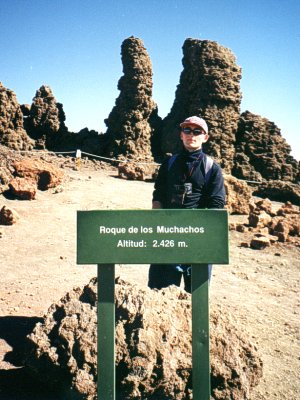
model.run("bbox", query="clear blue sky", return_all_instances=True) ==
[1,0,299,160]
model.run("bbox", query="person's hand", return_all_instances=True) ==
[152,201,163,209]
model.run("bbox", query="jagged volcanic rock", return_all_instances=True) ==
[233,199,300,247]
[25,85,68,149]
[252,180,300,206]
[160,39,242,173]
[20,103,31,116]
[13,158,64,190]
[0,144,64,195]
[0,205,20,225]
[0,82,34,151]
[9,176,37,200]
[68,127,105,155]
[23,86,104,154]
[224,174,253,214]
[118,163,147,181]
[0,145,24,193]
[233,111,299,183]
[104,36,162,168]
[25,278,263,400]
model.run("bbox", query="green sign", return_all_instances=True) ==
[77,209,229,400]
[77,209,228,264]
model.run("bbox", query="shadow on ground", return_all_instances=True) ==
[0,316,65,400]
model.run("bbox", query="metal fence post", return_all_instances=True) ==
[192,264,210,399]
[98,264,115,400]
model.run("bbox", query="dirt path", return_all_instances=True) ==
[0,166,299,399]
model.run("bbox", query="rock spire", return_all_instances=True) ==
[161,38,242,172]
[104,36,161,163]
[25,85,67,149]
[233,111,299,183]
[0,82,34,150]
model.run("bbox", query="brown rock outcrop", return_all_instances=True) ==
[67,127,105,155]
[252,180,300,206]
[269,202,300,243]
[23,89,104,155]
[26,278,263,400]
[250,235,272,250]
[0,166,12,195]
[0,205,20,225]
[160,39,242,173]
[248,210,272,229]
[20,103,31,116]
[0,144,24,194]
[104,37,162,167]
[13,158,64,190]
[25,85,68,149]
[118,163,146,181]
[224,174,253,214]
[0,82,34,151]
[9,177,37,200]
[239,199,300,247]
[250,198,277,216]
[233,111,299,183]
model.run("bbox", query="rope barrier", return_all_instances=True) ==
[81,151,160,166]
[16,149,75,155]
[53,151,76,155]
[245,180,262,185]
[10,148,263,184]
[12,148,160,166]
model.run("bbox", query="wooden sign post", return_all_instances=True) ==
[77,209,229,400]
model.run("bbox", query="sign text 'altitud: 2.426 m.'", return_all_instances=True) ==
[99,223,205,249]
[77,209,229,265]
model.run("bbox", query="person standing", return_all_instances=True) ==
[148,116,226,292]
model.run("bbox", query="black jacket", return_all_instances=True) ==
[153,149,225,209]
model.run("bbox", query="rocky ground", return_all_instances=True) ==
[0,156,299,399]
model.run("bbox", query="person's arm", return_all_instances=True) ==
[152,159,169,209]
[206,164,226,209]
[152,200,163,209]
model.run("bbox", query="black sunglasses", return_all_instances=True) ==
[181,127,206,136]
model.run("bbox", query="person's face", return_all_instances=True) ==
[180,124,209,151]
